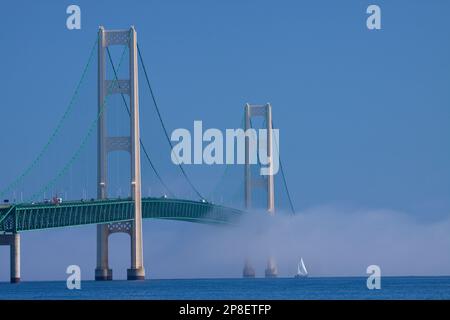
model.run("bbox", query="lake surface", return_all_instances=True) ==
[1,277,450,300]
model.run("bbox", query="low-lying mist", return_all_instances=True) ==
[148,206,450,278]
[2,205,450,281]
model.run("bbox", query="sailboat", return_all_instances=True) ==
[294,258,308,278]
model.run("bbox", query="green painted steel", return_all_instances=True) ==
[0,198,244,233]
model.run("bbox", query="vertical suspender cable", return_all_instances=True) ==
[136,43,204,200]
[106,47,174,197]
[272,120,296,215]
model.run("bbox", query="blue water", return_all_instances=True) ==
[1,277,450,300]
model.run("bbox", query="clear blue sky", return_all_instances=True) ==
[1,0,450,280]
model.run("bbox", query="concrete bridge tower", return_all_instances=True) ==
[243,103,277,278]
[95,26,145,281]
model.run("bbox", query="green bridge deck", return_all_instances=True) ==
[0,197,244,233]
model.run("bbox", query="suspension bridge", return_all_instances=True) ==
[0,26,295,283]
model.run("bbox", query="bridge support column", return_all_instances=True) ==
[96,26,145,281]
[264,256,277,278]
[10,233,20,283]
[95,225,112,281]
[11,233,20,283]
[243,103,278,278]
[243,258,255,278]
[127,25,145,281]
[0,233,20,283]
[127,219,145,280]
[264,104,277,278]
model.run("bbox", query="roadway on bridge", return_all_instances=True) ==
[0,197,244,233]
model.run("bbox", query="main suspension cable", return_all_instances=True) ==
[0,38,98,200]
[29,44,129,201]
[136,43,204,200]
[272,120,296,215]
[106,47,174,197]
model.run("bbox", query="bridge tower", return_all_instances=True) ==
[243,103,278,278]
[95,26,145,281]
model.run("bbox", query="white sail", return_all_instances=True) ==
[295,257,308,278]
[300,258,308,275]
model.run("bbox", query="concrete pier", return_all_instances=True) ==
[127,267,145,280]
[243,259,256,278]
[95,268,112,281]
[11,234,20,283]
[0,233,20,283]
[95,224,113,280]
[264,256,278,278]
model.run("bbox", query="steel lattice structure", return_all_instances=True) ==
[0,197,244,233]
